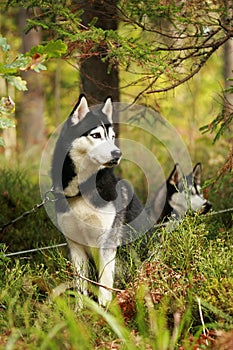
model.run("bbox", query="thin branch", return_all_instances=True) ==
[197,297,209,346]
[50,271,124,300]
[74,271,124,293]
[146,35,231,94]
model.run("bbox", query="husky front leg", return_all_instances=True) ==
[98,247,117,307]
[66,239,89,307]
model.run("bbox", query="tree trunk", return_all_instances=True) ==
[223,0,233,113]
[224,39,233,113]
[17,8,45,152]
[78,0,119,126]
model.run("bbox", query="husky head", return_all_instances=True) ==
[168,163,212,218]
[151,163,212,222]
[52,95,122,194]
[68,95,121,168]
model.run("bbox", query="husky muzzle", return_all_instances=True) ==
[200,201,212,214]
[104,149,122,167]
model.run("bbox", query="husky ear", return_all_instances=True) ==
[70,95,89,125]
[169,163,182,186]
[193,163,202,185]
[102,97,113,123]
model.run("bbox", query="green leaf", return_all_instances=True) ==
[0,63,17,75]
[10,54,29,70]
[5,75,28,91]
[30,40,67,59]
[0,36,10,52]
[0,118,15,129]
[84,297,136,349]
[26,18,49,30]
[29,44,46,56]
[0,55,29,75]
[45,40,67,58]
[32,63,47,73]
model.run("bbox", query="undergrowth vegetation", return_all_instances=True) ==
[0,169,232,349]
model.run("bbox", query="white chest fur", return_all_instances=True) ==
[57,197,118,248]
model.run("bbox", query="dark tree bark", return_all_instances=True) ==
[78,0,119,122]
[224,39,233,113]
[223,0,233,113]
[17,8,45,151]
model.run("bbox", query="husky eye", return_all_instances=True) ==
[109,130,115,140]
[91,132,101,139]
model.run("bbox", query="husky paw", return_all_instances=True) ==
[98,288,112,308]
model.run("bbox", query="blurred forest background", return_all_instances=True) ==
[0,0,232,209]
[0,2,233,348]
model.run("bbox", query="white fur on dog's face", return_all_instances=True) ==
[69,125,121,169]
[190,184,207,211]
[167,163,211,219]
[88,126,120,166]
[169,184,208,217]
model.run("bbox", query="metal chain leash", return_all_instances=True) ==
[0,188,57,233]
[2,206,233,258]
[1,183,232,257]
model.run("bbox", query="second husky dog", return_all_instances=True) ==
[148,163,212,223]
[52,95,150,306]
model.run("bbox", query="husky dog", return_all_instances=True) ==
[148,163,212,223]
[52,95,149,306]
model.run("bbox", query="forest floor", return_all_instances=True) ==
[0,169,232,350]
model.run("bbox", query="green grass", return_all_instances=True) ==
[0,168,64,254]
[0,168,232,349]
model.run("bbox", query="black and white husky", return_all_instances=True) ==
[52,95,149,306]
[148,163,212,223]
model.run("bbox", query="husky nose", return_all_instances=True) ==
[201,201,212,214]
[111,149,122,160]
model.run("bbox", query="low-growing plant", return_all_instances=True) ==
[0,166,232,349]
